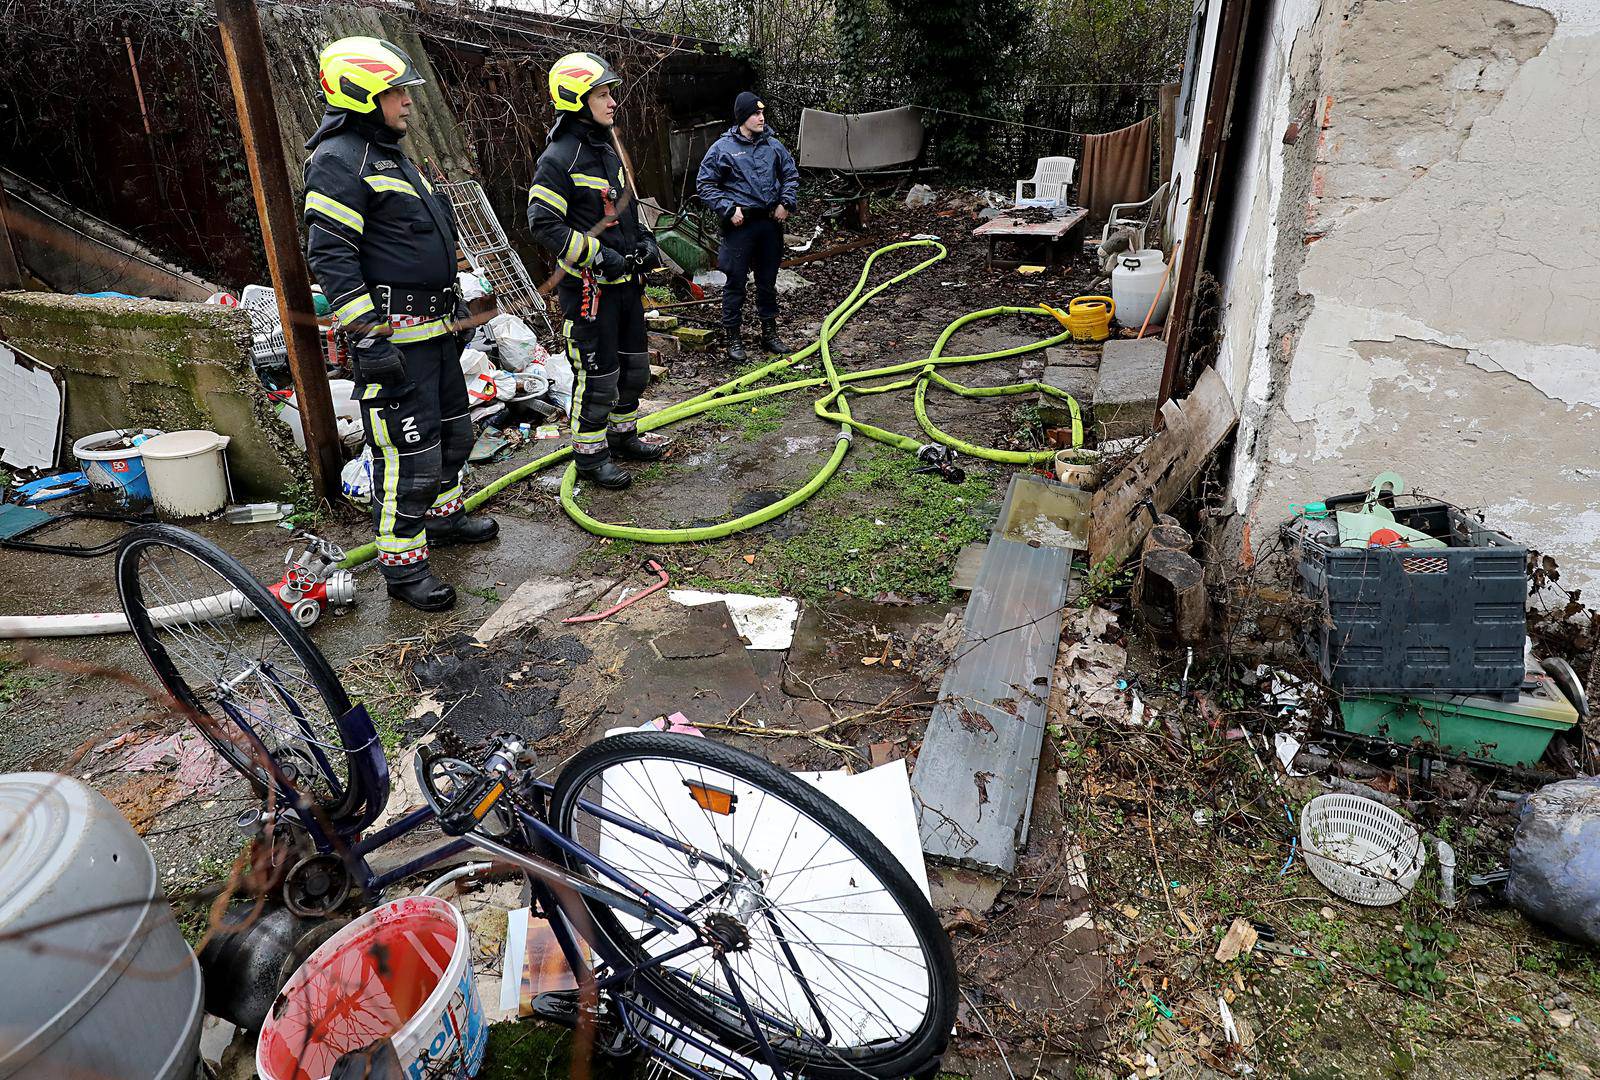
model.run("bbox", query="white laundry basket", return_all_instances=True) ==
[1300,793,1427,906]
[138,429,232,518]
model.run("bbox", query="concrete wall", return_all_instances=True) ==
[1205,0,1600,589]
[0,292,303,498]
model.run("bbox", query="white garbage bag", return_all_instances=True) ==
[545,350,574,413]
[340,447,373,506]
[459,347,494,378]
[488,313,549,372]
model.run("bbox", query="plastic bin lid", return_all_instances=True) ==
[0,774,93,927]
[138,429,231,459]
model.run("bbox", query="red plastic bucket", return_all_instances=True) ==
[256,895,486,1080]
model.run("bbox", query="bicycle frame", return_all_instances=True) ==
[229,701,798,1080]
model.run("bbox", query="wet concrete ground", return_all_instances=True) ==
[1,210,1116,1075]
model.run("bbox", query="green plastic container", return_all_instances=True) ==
[1338,670,1578,766]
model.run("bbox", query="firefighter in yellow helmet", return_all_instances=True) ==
[303,37,497,613]
[526,53,663,490]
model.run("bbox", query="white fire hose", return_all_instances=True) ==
[0,591,250,639]
[0,569,355,639]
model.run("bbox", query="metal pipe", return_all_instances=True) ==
[215,0,342,500]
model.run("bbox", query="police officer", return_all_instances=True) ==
[696,92,800,363]
[303,37,497,613]
[526,52,663,490]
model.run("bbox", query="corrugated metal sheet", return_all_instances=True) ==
[911,477,1073,872]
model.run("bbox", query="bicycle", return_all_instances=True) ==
[115,523,957,1080]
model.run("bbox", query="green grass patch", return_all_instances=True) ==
[767,448,1000,602]
[340,665,411,757]
[643,284,674,305]
[463,585,503,604]
[680,574,782,597]
[705,397,793,440]
[0,657,49,714]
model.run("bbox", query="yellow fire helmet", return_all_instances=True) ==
[548,52,621,113]
[319,37,425,114]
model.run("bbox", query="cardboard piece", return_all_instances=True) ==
[0,341,63,469]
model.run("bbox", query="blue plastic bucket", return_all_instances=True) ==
[72,429,161,508]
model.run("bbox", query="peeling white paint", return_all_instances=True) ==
[1209,0,1600,589]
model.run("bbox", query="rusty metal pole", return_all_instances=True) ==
[216,0,342,500]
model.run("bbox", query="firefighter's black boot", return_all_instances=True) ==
[760,319,794,356]
[427,515,500,546]
[577,458,633,490]
[725,329,748,364]
[608,432,664,462]
[387,572,457,612]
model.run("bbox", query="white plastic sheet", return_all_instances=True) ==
[668,590,800,649]
[0,342,63,470]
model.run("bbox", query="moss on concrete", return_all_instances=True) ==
[0,291,305,497]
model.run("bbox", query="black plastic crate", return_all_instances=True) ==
[1281,495,1527,699]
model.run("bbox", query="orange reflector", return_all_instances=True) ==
[684,779,736,815]
[473,781,506,820]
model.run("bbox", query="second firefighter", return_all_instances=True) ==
[526,52,663,490]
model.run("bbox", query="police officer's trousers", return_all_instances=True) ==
[718,216,783,332]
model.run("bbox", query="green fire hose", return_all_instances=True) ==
[340,239,1082,563]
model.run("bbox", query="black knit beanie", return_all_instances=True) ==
[733,91,763,126]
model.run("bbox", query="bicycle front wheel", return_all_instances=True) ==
[548,732,956,1079]
[115,524,358,820]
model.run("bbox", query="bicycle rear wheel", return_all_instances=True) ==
[548,732,956,1079]
[115,524,358,820]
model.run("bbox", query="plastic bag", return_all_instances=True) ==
[491,370,518,401]
[465,372,499,405]
[459,347,493,378]
[488,313,549,373]
[544,350,574,413]
[340,447,373,506]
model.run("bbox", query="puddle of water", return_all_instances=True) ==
[996,476,1089,551]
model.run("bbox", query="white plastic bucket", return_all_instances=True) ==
[72,428,162,508]
[257,895,487,1080]
[137,430,231,518]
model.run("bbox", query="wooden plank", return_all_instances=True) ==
[1088,366,1237,567]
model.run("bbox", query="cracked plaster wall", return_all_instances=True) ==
[1218,0,1600,588]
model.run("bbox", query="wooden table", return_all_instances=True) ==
[972,207,1089,270]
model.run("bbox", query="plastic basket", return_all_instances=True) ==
[1300,793,1426,906]
[1282,496,1526,698]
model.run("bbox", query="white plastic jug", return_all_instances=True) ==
[1111,248,1173,328]
[138,430,232,518]
[275,379,364,450]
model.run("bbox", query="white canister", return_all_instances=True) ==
[1111,248,1173,328]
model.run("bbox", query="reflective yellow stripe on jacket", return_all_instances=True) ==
[306,190,364,233]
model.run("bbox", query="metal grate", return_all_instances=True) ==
[440,179,556,340]
[1403,556,1450,575]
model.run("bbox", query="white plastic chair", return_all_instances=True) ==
[1100,179,1176,252]
[1015,156,1076,204]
